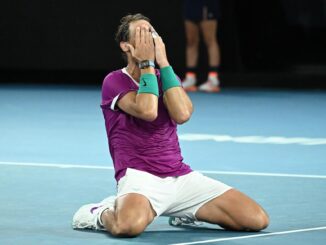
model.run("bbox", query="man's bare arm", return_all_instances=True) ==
[153,34,193,124]
[117,67,158,122]
[118,25,159,121]
[163,86,193,124]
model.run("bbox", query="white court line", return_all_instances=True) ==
[169,226,326,245]
[0,161,114,170]
[179,134,326,146]
[198,170,326,179]
[1,161,326,179]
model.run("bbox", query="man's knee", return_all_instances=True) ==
[101,193,155,237]
[110,223,143,237]
[107,216,149,237]
[242,208,269,231]
[252,209,269,231]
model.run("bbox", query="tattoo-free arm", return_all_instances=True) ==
[117,67,158,122]
[163,85,193,124]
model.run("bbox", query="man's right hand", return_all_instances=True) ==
[126,26,155,63]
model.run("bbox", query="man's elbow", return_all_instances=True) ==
[141,110,158,122]
[174,110,192,124]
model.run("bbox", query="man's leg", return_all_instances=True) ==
[101,193,156,237]
[195,189,269,231]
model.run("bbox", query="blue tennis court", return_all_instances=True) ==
[1,84,325,244]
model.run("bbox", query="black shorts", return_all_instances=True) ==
[183,0,221,23]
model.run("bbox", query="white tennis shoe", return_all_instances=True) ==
[198,76,221,93]
[182,76,198,92]
[72,196,116,230]
[169,217,203,227]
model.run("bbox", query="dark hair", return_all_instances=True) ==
[115,13,150,44]
[115,14,150,61]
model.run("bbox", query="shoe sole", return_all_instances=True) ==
[184,85,198,92]
[168,217,182,226]
[199,87,221,93]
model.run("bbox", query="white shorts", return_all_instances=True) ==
[117,168,232,220]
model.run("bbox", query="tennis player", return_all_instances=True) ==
[72,13,269,237]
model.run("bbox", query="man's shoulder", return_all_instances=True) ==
[101,68,137,100]
[103,69,124,85]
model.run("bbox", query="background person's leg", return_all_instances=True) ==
[183,20,200,91]
[195,189,269,231]
[200,20,220,67]
[101,193,156,237]
[185,20,200,68]
[198,19,221,92]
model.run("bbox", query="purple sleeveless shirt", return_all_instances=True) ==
[101,68,192,181]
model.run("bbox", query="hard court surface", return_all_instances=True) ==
[1,84,325,244]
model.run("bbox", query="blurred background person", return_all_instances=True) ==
[182,0,222,92]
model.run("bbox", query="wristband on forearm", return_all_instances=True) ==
[160,66,181,92]
[137,73,159,97]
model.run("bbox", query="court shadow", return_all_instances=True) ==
[139,228,269,244]
[73,226,269,244]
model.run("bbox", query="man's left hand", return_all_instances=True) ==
[152,28,170,68]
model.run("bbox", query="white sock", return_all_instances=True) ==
[97,207,114,227]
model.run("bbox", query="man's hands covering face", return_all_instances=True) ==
[151,27,169,68]
[126,25,169,68]
[126,26,155,62]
